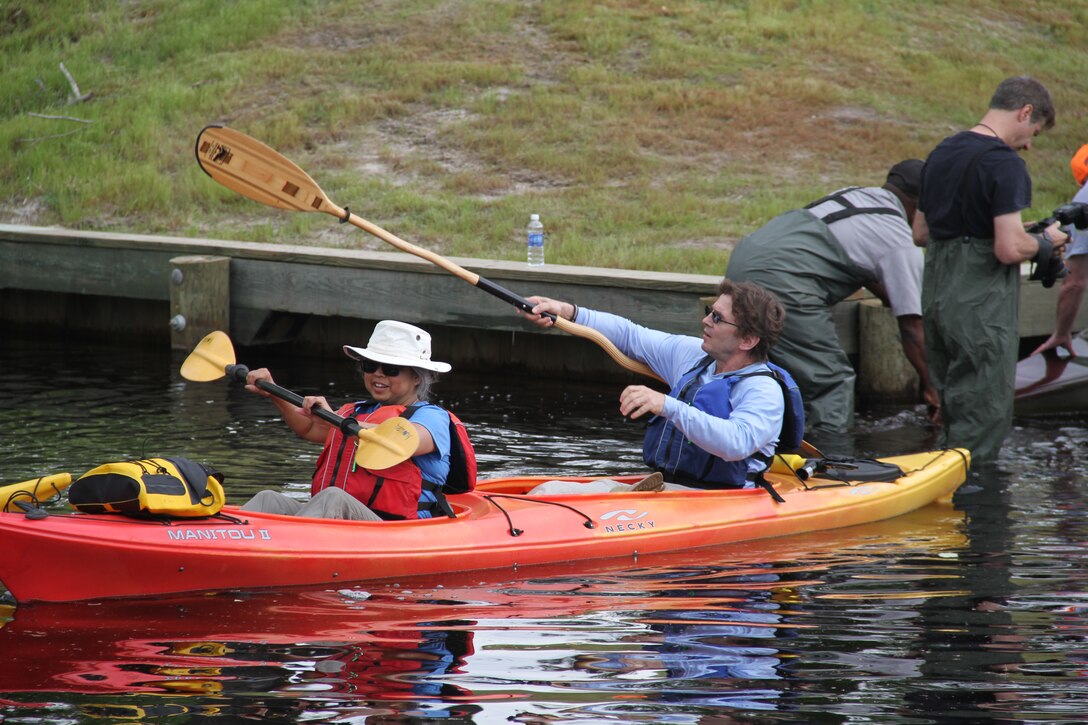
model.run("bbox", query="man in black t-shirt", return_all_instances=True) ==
[913,76,1067,465]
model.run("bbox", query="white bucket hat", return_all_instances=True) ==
[343,320,451,373]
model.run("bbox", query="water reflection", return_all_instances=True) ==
[0,507,967,722]
[2,336,1088,721]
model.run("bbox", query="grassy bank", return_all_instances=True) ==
[2,0,1086,274]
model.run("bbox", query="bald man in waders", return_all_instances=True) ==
[726,161,937,441]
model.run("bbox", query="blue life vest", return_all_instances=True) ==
[642,357,804,488]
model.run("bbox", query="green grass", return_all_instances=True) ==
[2,0,1087,274]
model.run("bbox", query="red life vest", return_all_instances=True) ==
[311,402,477,520]
[312,403,427,520]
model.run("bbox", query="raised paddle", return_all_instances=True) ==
[193,126,823,460]
[194,124,661,382]
[181,331,418,470]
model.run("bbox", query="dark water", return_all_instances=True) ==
[1,336,1087,723]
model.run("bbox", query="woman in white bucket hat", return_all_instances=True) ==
[241,320,471,522]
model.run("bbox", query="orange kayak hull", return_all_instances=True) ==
[0,448,968,603]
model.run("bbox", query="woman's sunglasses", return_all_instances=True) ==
[358,360,403,377]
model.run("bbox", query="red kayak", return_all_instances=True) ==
[0,448,968,603]
[0,505,967,698]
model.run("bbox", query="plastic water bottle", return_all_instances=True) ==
[527,213,544,266]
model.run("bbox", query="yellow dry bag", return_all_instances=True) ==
[69,457,225,517]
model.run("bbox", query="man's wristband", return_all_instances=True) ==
[568,303,579,322]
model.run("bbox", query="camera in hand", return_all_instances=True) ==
[1024,203,1087,289]
[1051,202,1088,230]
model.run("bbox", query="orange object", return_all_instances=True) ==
[1072,144,1088,185]
[0,449,968,603]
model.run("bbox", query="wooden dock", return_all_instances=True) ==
[3,223,1085,399]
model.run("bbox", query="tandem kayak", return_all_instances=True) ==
[0,448,969,603]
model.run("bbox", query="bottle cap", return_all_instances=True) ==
[530,214,539,221]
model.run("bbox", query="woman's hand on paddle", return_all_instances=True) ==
[244,368,276,397]
[520,296,574,328]
[285,394,333,443]
[620,385,665,420]
[298,395,333,418]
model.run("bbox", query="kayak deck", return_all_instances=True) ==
[0,448,969,603]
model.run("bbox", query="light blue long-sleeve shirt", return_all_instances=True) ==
[575,308,784,474]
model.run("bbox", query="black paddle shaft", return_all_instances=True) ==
[475,278,556,321]
[225,363,361,436]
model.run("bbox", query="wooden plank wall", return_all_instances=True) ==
[3,224,1083,383]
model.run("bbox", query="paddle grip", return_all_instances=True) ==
[475,277,556,321]
[227,364,361,435]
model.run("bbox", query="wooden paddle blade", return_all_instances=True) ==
[180,330,236,382]
[354,417,419,471]
[195,125,336,216]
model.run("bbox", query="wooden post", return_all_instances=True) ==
[857,298,918,403]
[169,255,230,350]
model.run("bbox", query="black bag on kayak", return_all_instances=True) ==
[814,457,904,483]
[69,457,225,517]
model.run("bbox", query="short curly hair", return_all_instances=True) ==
[989,76,1055,131]
[715,278,785,361]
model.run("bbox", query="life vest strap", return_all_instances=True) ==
[421,479,456,519]
[749,471,786,504]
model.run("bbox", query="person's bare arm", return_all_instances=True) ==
[912,210,930,248]
[1031,256,1088,356]
[897,314,940,424]
[864,280,890,307]
[993,212,1066,265]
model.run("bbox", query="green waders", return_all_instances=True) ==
[922,236,1019,465]
[726,210,871,434]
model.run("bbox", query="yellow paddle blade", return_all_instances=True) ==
[1,472,73,511]
[355,417,419,471]
[180,330,236,382]
[195,125,335,216]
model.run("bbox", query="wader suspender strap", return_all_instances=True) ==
[804,186,904,225]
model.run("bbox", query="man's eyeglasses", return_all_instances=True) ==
[359,360,404,377]
[705,305,739,328]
